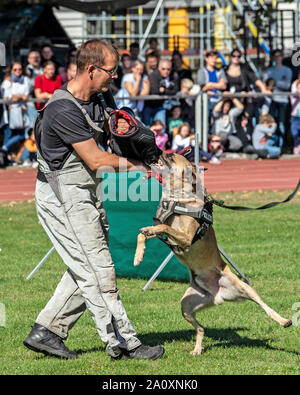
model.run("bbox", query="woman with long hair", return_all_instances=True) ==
[1,61,31,155]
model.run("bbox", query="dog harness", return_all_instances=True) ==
[153,198,213,251]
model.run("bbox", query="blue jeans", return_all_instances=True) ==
[265,135,281,157]
[269,101,288,146]
[142,106,166,127]
[291,116,300,147]
[19,146,37,162]
[4,129,25,152]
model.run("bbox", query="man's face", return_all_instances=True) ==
[206,55,217,68]
[92,51,118,92]
[28,51,41,67]
[159,61,171,78]
[147,56,158,71]
[42,46,53,60]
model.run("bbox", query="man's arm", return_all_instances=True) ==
[72,138,149,172]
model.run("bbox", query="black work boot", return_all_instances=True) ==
[23,323,77,359]
[112,344,165,361]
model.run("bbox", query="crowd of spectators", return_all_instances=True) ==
[1,38,300,169]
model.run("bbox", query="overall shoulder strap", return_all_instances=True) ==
[44,89,107,133]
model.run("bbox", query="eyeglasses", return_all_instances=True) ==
[94,64,118,76]
[231,54,241,58]
[12,68,22,71]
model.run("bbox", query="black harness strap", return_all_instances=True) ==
[153,199,213,251]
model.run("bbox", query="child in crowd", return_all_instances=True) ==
[261,78,275,115]
[208,134,223,158]
[252,114,280,158]
[172,122,221,164]
[150,120,168,151]
[290,79,300,155]
[16,128,38,167]
[167,105,183,139]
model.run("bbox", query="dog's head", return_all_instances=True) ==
[152,152,204,202]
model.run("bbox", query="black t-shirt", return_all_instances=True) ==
[40,84,115,170]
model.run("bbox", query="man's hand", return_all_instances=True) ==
[117,118,130,134]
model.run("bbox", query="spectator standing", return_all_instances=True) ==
[224,48,268,119]
[290,79,300,154]
[34,61,62,110]
[40,44,61,72]
[171,50,193,85]
[252,114,280,158]
[143,59,180,127]
[145,52,159,76]
[150,120,168,151]
[26,50,43,128]
[176,78,197,129]
[145,38,161,59]
[1,61,31,154]
[263,49,292,147]
[26,50,43,92]
[116,60,150,118]
[197,50,227,121]
[211,96,244,152]
[129,42,145,63]
[112,53,132,94]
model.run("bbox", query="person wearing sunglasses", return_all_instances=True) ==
[1,61,31,157]
[23,39,164,362]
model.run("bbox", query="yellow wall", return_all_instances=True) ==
[168,8,189,51]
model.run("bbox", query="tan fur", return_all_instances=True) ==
[134,153,292,355]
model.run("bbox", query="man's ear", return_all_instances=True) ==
[87,64,95,79]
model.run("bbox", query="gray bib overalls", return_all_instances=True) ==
[34,89,141,357]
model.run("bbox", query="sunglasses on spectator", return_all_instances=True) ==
[211,139,221,143]
[12,68,22,71]
[231,54,241,58]
[94,64,118,76]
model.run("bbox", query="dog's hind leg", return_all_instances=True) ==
[181,284,214,355]
[217,267,292,328]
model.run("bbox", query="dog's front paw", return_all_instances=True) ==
[190,347,203,356]
[140,226,157,238]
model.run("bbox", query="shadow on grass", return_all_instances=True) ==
[138,327,300,357]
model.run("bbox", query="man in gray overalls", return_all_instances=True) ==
[23,39,164,361]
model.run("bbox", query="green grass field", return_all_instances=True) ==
[0,190,299,375]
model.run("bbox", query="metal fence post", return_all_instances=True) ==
[202,92,209,152]
[195,93,202,173]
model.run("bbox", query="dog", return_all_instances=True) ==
[134,152,292,355]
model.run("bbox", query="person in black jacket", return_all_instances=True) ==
[142,59,179,126]
[235,112,268,158]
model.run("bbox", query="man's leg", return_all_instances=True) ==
[32,181,140,357]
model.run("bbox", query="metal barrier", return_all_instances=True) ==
[2,91,300,156]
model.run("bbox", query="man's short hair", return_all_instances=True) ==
[76,39,120,73]
[205,50,219,58]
